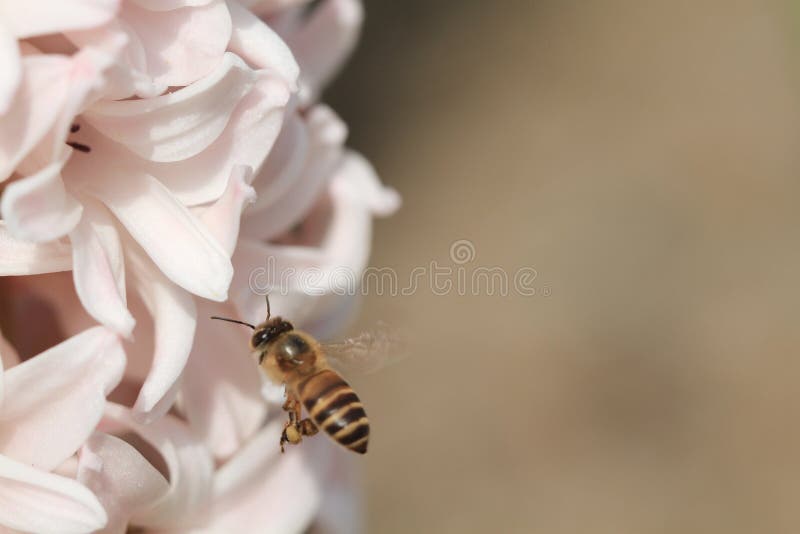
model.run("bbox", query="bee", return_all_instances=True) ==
[211,297,370,454]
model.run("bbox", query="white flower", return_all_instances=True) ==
[0,0,397,531]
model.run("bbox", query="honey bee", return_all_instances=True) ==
[211,297,370,454]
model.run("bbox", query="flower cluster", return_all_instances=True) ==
[0,1,398,532]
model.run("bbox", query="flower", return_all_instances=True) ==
[0,326,124,534]
[0,0,397,532]
[0,0,121,114]
[1,1,295,422]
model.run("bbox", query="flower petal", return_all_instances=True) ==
[191,422,320,533]
[1,0,120,39]
[331,151,401,217]
[17,45,118,176]
[83,52,255,162]
[242,104,345,241]
[127,248,197,422]
[117,0,231,87]
[70,199,135,337]
[0,221,72,275]
[77,432,170,534]
[181,301,266,459]
[233,152,399,328]
[151,72,290,205]
[0,24,20,115]
[0,454,107,534]
[212,419,282,499]
[312,439,363,534]
[102,403,214,529]
[85,168,233,301]
[0,326,125,471]
[246,107,309,213]
[284,0,363,104]
[227,0,299,87]
[66,20,167,100]
[232,239,334,328]
[195,165,255,256]
[0,54,71,180]
[0,159,84,242]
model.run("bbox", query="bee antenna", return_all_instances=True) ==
[265,294,271,320]
[210,316,256,330]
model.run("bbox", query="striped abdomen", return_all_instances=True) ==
[297,370,369,454]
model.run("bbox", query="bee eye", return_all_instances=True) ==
[251,329,270,348]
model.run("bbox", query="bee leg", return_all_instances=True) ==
[298,418,319,437]
[280,411,301,453]
[280,392,303,453]
[282,393,301,420]
[281,424,302,453]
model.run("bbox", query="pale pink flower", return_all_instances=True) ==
[1,1,295,422]
[1,130,398,533]
[0,0,120,114]
[0,327,124,534]
[0,0,397,532]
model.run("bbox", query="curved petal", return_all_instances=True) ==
[285,0,363,104]
[211,419,282,499]
[231,239,332,328]
[330,151,401,217]
[85,168,233,301]
[192,423,320,533]
[0,455,107,534]
[83,52,255,162]
[59,70,288,207]
[245,105,311,213]
[1,0,120,39]
[233,152,399,328]
[0,326,125,471]
[242,104,345,241]
[0,54,70,179]
[246,107,309,213]
[127,248,197,422]
[311,439,363,534]
[0,23,20,115]
[102,403,214,529]
[0,159,84,242]
[17,45,118,176]
[195,165,255,256]
[66,20,167,100]
[70,199,135,337]
[118,0,231,88]
[0,221,72,275]
[150,72,290,205]
[77,432,170,534]
[181,301,266,459]
[227,0,299,87]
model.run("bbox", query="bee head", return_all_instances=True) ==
[250,317,294,350]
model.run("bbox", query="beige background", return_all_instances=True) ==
[326,1,800,533]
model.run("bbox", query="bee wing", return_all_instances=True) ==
[321,321,405,375]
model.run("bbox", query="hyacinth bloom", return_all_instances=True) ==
[0,0,398,532]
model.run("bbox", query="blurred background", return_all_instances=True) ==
[326,1,800,532]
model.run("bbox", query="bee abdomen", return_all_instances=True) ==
[298,370,369,454]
